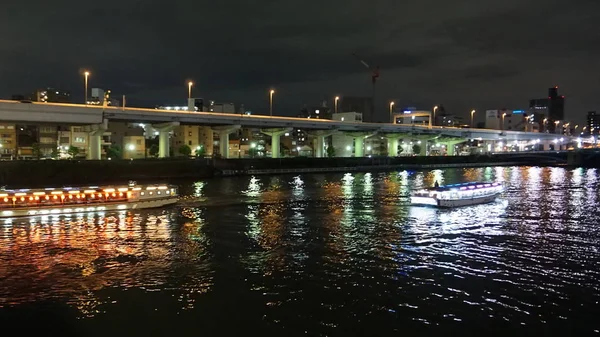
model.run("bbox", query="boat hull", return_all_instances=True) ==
[0,196,178,218]
[410,193,500,208]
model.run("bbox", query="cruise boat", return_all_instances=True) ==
[0,183,178,218]
[410,182,503,208]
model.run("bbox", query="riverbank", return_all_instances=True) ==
[0,153,568,188]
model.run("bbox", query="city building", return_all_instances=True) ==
[38,125,59,157]
[586,111,599,135]
[485,109,535,131]
[208,101,235,113]
[298,100,332,119]
[34,88,71,103]
[123,136,146,159]
[529,86,565,133]
[331,112,363,157]
[58,126,88,158]
[171,125,201,156]
[108,122,144,152]
[339,97,374,122]
[0,123,17,159]
[393,108,431,126]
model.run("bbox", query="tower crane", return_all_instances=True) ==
[352,53,380,121]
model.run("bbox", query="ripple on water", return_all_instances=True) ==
[0,167,599,335]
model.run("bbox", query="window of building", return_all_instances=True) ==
[188,140,192,145]
[73,127,82,132]
[7,126,14,129]
[60,137,69,143]
[136,139,142,145]
[74,137,85,143]
[1,134,10,138]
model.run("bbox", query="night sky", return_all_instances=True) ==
[1,0,599,124]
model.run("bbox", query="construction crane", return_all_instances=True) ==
[352,53,380,86]
[352,53,380,121]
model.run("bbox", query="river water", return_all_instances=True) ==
[0,166,599,336]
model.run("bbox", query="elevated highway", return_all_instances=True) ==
[0,100,576,159]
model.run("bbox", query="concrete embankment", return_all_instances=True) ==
[0,153,567,188]
[0,158,215,188]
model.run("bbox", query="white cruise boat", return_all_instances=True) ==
[0,183,178,218]
[410,182,503,208]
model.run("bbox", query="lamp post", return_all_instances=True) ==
[188,81,193,99]
[334,96,339,114]
[501,112,507,131]
[470,109,475,128]
[269,89,275,116]
[433,106,438,126]
[389,101,395,123]
[83,71,90,104]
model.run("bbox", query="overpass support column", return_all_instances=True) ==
[344,132,376,157]
[213,125,241,159]
[412,135,439,156]
[439,138,466,156]
[153,122,180,158]
[307,130,336,158]
[383,134,402,157]
[85,119,108,160]
[261,128,292,158]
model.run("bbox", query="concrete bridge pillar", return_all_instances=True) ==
[344,132,375,157]
[383,133,408,157]
[308,130,336,158]
[438,138,466,156]
[153,122,180,158]
[412,135,439,156]
[261,128,292,158]
[213,125,241,158]
[85,119,108,160]
[388,137,400,157]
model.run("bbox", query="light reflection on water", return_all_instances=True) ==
[1,166,599,334]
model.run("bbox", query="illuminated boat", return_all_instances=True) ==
[410,182,503,208]
[0,183,178,218]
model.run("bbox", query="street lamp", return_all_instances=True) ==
[389,101,395,123]
[433,105,438,126]
[470,109,475,128]
[188,81,193,99]
[501,112,507,130]
[269,89,275,116]
[127,144,135,151]
[334,96,340,114]
[83,71,90,104]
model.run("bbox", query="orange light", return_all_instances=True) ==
[126,192,131,198]
[90,194,95,198]
[45,196,49,200]
[20,197,24,202]
[69,195,73,199]
[119,192,124,197]
[76,195,81,199]
[35,196,39,201]
[3,198,7,202]
[12,197,16,202]
[53,195,58,200]
[112,193,116,197]
[29,197,33,201]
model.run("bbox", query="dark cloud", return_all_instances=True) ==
[0,0,599,123]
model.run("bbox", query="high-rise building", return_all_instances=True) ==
[339,97,374,122]
[529,86,565,133]
[587,111,599,135]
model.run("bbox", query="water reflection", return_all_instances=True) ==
[1,167,600,334]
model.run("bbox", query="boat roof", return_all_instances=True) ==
[427,181,500,192]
